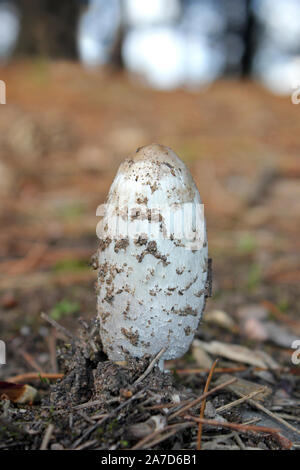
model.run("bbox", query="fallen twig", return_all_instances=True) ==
[174,365,286,375]
[74,439,98,451]
[185,416,293,450]
[215,387,268,413]
[41,312,80,344]
[241,396,300,438]
[233,431,246,450]
[168,377,236,421]
[47,332,58,373]
[40,424,55,450]
[71,388,147,449]
[275,414,300,423]
[0,270,95,292]
[72,398,119,412]
[18,348,44,373]
[133,348,166,386]
[7,372,63,383]
[131,422,193,450]
[7,243,48,276]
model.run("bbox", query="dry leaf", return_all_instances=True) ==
[128,415,166,439]
[216,374,272,402]
[263,322,299,348]
[195,340,279,368]
[0,381,37,404]
[192,339,213,368]
[205,310,235,331]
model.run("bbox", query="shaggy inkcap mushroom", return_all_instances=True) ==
[96,144,210,369]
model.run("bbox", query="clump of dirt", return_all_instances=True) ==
[1,314,299,450]
[49,320,179,407]
[49,317,176,409]
[1,316,191,450]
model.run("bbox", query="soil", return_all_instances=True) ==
[0,61,299,450]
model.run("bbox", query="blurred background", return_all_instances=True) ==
[0,0,299,378]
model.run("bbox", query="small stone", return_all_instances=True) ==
[1,293,17,309]
[204,401,216,419]
[237,304,268,320]
[50,443,64,450]
[20,326,31,337]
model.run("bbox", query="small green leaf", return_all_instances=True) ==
[50,300,80,320]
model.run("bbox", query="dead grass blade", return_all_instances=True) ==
[197,358,218,450]
[215,387,268,413]
[131,422,193,450]
[6,372,63,383]
[133,347,166,386]
[185,415,294,450]
[168,377,236,421]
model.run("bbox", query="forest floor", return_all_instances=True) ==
[0,61,299,450]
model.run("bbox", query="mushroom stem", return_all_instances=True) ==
[158,359,164,372]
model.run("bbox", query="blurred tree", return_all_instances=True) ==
[14,0,81,58]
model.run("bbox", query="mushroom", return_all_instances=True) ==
[96,144,210,370]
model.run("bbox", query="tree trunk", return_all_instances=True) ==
[14,0,81,59]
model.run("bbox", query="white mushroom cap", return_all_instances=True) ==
[96,144,208,364]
